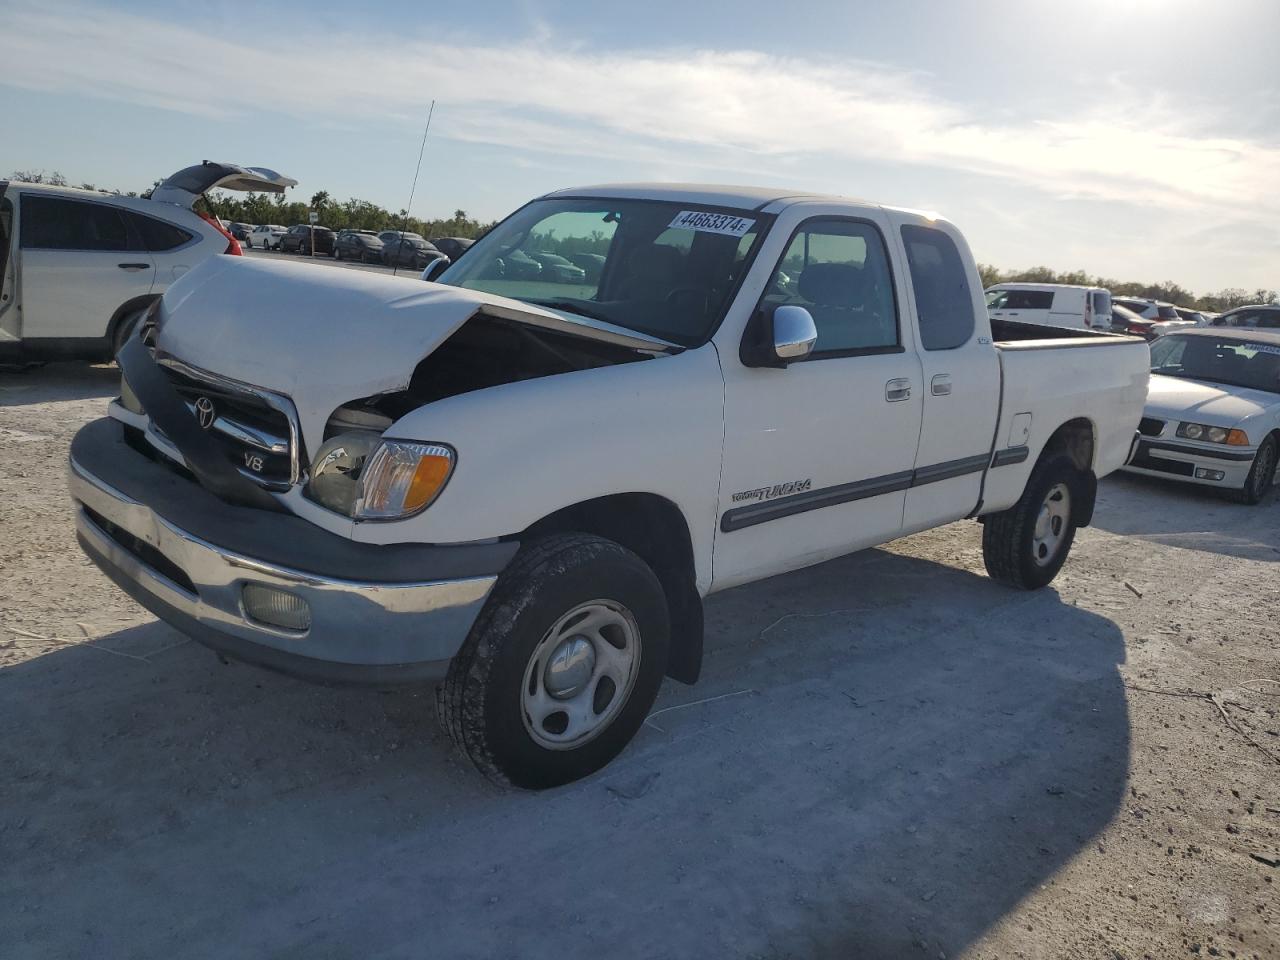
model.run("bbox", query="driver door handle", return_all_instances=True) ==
[117,263,150,271]
[885,378,912,402]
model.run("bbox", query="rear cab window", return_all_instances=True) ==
[900,224,976,350]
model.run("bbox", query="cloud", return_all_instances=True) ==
[5,1,1278,231]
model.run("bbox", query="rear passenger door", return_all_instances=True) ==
[18,195,156,340]
[893,220,1001,533]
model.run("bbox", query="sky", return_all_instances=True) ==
[3,0,1278,293]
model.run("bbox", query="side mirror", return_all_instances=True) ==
[772,305,818,362]
[740,304,818,368]
[421,257,451,282]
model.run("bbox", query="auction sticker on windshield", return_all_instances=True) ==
[669,210,756,238]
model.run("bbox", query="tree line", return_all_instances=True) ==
[7,170,1276,309]
[201,189,497,242]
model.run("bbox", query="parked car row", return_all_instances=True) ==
[246,224,478,269]
[982,283,1251,341]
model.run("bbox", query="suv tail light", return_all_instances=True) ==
[198,212,243,255]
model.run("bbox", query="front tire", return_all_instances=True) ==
[1231,436,1277,505]
[439,534,670,790]
[982,454,1081,590]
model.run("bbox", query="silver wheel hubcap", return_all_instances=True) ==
[1032,482,1071,567]
[521,600,640,750]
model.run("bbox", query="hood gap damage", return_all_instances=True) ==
[326,311,653,435]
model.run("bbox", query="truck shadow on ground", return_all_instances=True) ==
[1,547,1128,960]
[0,362,119,406]
[1093,472,1280,562]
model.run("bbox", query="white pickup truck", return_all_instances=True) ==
[69,184,1150,788]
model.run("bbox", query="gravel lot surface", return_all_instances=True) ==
[1,362,1277,960]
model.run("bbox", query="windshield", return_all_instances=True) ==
[1150,335,1280,394]
[437,197,773,346]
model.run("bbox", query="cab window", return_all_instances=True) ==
[758,218,899,355]
[901,224,975,350]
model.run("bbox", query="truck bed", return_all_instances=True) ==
[979,320,1151,517]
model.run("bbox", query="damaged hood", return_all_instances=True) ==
[155,256,674,447]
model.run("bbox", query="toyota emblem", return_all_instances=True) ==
[194,396,216,430]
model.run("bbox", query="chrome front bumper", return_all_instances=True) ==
[69,441,505,684]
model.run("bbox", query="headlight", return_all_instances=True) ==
[356,441,455,519]
[305,433,454,520]
[1176,422,1249,445]
[306,431,381,515]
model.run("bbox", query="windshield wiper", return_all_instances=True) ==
[530,299,611,323]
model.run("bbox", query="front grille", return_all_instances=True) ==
[1138,417,1166,437]
[156,360,300,489]
[1130,448,1195,477]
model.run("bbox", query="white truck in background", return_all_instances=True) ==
[69,183,1150,788]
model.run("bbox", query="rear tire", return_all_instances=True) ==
[982,454,1081,590]
[438,534,670,790]
[1231,436,1277,505]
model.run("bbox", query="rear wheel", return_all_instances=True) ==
[1231,436,1278,505]
[438,534,669,789]
[982,454,1080,590]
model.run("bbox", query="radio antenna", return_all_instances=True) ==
[392,100,435,278]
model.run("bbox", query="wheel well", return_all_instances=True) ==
[107,295,161,352]
[1040,418,1097,526]
[522,493,703,685]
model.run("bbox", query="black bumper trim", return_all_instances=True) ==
[71,417,518,583]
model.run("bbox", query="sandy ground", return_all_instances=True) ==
[1,363,1277,960]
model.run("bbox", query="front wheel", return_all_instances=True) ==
[982,454,1081,590]
[438,534,670,789]
[1231,436,1277,505]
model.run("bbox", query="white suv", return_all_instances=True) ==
[0,162,294,363]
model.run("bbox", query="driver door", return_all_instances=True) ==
[712,209,924,590]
